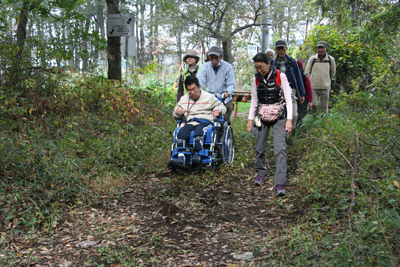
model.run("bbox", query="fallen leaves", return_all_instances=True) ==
[1,169,299,266]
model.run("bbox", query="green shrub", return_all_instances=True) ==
[0,68,174,231]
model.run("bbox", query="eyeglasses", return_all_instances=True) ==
[186,56,195,59]
[254,64,267,71]
[187,87,198,92]
[276,47,286,51]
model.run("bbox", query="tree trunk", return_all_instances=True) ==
[82,14,92,71]
[222,39,233,64]
[98,0,105,38]
[93,0,103,63]
[75,48,80,69]
[66,25,74,68]
[305,18,309,39]
[37,19,46,67]
[139,3,146,68]
[16,0,30,58]
[154,3,159,62]
[149,3,154,61]
[106,0,121,81]
[350,0,358,26]
[176,33,182,64]
[286,7,290,44]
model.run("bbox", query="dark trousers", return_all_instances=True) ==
[297,100,309,125]
[224,100,233,123]
[177,123,213,152]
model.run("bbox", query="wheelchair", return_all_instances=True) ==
[167,117,234,171]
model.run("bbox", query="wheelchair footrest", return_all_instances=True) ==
[171,147,213,165]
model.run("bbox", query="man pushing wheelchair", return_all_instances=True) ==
[168,76,227,169]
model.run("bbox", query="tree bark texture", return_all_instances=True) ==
[16,0,32,59]
[106,0,121,81]
[222,39,233,64]
[139,3,145,68]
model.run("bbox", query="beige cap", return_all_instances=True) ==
[183,49,199,63]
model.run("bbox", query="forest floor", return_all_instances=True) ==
[2,113,303,267]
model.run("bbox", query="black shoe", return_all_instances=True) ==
[168,160,187,170]
[191,154,201,167]
[168,153,187,170]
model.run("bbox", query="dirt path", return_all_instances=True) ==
[2,160,300,267]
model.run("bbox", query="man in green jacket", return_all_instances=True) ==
[305,41,336,113]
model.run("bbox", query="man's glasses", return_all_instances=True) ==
[276,47,286,51]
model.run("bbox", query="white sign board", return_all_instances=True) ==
[121,36,136,57]
[107,14,135,37]
[247,45,258,55]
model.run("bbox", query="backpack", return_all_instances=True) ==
[309,54,332,80]
[255,69,281,90]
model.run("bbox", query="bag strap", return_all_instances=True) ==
[256,70,281,89]
[275,69,281,90]
[310,55,331,79]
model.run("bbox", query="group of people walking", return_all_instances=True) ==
[171,40,336,196]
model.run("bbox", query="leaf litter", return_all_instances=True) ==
[0,153,301,266]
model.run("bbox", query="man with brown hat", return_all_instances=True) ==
[177,49,200,102]
[197,45,236,123]
[305,41,336,113]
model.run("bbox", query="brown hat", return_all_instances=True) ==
[183,49,199,63]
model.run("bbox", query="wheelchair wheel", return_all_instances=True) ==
[221,125,234,164]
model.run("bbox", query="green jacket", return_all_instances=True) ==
[177,65,199,102]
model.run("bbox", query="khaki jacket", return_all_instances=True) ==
[305,53,336,90]
[173,90,226,125]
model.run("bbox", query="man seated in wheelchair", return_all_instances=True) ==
[168,76,226,169]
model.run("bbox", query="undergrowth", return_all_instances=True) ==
[260,87,400,266]
[0,69,175,232]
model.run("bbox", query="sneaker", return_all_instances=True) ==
[177,153,186,165]
[191,154,201,167]
[276,185,286,196]
[254,176,265,186]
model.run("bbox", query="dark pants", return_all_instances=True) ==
[297,100,309,125]
[224,100,233,123]
[177,123,213,152]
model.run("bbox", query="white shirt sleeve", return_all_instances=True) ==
[280,73,293,120]
[248,77,258,120]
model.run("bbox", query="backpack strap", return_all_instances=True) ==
[256,71,281,89]
[310,54,332,80]
[275,69,281,90]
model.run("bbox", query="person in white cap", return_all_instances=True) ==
[196,46,236,123]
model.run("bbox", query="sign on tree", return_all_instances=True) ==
[107,14,135,37]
